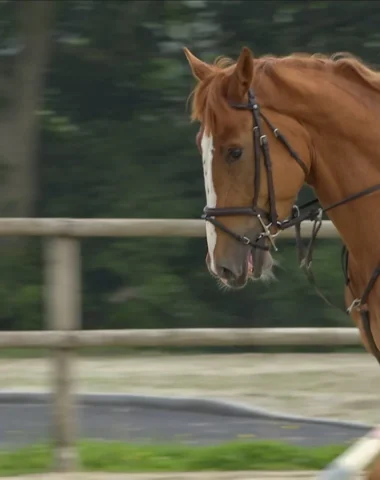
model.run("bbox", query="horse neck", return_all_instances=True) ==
[311,150,380,279]
[256,62,380,283]
[301,78,380,283]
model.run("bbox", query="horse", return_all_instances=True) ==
[184,46,380,478]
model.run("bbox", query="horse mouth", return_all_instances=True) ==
[251,247,265,280]
[248,248,267,281]
[248,251,256,277]
[219,249,264,289]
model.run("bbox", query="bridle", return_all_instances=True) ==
[202,88,310,253]
[200,86,380,363]
[202,87,380,255]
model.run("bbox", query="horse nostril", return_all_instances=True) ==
[219,266,236,281]
[221,267,230,278]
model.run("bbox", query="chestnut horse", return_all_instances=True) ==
[184,46,380,476]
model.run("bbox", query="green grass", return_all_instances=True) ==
[0,440,347,476]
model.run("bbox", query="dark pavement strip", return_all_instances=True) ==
[0,402,370,449]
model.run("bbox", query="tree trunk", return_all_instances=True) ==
[0,1,56,218]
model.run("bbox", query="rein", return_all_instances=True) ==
[201,87,380,363]
[290,190,380,364]
[289,185,380,312]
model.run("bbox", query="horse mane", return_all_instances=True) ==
[189,51,380,134]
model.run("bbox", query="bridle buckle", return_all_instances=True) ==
[241,236,251,245]
[346,298,361,315]
[257,214,279,252]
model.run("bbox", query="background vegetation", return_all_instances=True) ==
[1,1,378,334]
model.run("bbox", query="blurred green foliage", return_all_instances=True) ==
[1,0,378,333]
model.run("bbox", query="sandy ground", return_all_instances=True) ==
[1,352,380,424]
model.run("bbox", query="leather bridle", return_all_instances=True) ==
[200,86,380,363]
[202,88,309,253]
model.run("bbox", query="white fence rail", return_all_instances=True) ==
[0,217,338,237]
[1,218,376,476]
[0,327,361,348]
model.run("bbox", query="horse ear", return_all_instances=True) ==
[183,47,213,82]
[227,46,254,101]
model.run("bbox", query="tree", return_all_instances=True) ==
[0,1,56,218]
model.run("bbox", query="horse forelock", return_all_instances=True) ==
[189,68,234,137]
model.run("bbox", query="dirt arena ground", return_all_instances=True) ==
[1,352,380,424]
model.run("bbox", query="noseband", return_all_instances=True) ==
[201,88,310,252]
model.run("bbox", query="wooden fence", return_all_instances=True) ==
[318,425,380,479]
[0,218,372,475]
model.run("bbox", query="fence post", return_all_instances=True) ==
[44,236,81,472]
[317,425,380,479]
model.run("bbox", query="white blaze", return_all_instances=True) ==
[201,132,217,274]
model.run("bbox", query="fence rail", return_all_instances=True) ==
[0,327,361,348]
[0,217,338,237]
[0,217,364,475]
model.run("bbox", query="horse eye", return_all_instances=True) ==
[228,148,243,161]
